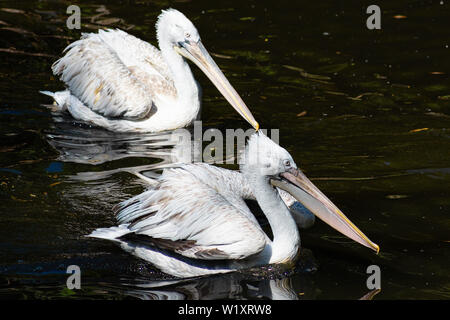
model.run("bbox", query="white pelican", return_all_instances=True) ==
[41,9,259,132]
[89,132,379,277]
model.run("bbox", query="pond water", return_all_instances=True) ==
[0,0,449,299]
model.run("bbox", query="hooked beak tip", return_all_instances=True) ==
[275,169,380,254]
[374,243,380,254]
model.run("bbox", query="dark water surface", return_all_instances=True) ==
[0,0,449,299]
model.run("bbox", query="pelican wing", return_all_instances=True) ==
[115,164,267,260]
[186,163,297,206]
[191,163,311,227]
[52,29,175,120]
[187,163,298,215]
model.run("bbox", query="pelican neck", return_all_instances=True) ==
[158,42,198,103]
[251,175,300,264]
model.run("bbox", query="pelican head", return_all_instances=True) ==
[156,9,259,130]
[242,132,380,253]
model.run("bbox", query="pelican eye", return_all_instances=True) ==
[185,32,191,39]
[283,159,291,167]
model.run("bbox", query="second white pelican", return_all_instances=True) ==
[41,9,258,132]
[89,132,379,276]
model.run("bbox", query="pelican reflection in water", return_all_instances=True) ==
[89,132,379,277]
[122,275,302,300]
[41,9,258,132]
[120,273,380,300]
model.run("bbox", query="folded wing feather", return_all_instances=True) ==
[52,29,175,120]
[114,164,267,260]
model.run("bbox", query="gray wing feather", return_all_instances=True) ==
[115,164,267,260]
[52,29,164,120]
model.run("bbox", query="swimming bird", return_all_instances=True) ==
[41,9,259,132]
[89,132,379,277]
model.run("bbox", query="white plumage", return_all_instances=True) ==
[89,132,379,277]
[41,9,259,132]
[114,163,267,260]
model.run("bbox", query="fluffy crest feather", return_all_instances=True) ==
[240,132,295,175]
[156,8,200,46]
